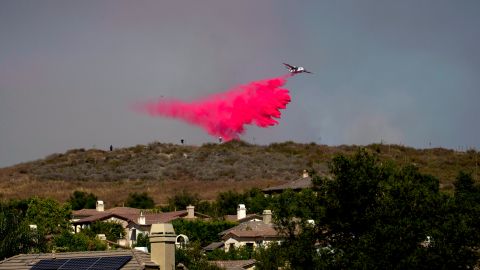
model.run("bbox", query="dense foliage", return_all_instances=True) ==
[172,219,236,246]
[24,197,72,236]
[166,190,200,211]
[134,233,150,249]
[175,242,224,270]
[0,201,47,258]
[82,221,125,242]
[264,150,480,269]
[125,192,155,209]
[1,197,109,258]
[53,231,106,252]
[67,190,98,210]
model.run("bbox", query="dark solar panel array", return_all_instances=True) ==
[31,255,132,270]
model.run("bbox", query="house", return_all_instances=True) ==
[220,210,282,252]
[72,202,209,247]
[0,223,176,270]
[262,170,313,195]
[205,205,283,253]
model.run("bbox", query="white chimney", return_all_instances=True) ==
[138,211,146,225]
[262,210,272,224]
[302,170,309,178]
[149,223,176,270]
[237,204,246,220]
[186,205,194,219]
[96,200,104,212]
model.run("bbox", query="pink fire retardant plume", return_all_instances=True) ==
[136,75,291,141]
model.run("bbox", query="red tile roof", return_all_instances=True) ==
[72,207,140,219]
[211,259,256,270]
[224,214,262,223]
[72,210,189,225]
[262,176,313,193]
[220,221,280,239]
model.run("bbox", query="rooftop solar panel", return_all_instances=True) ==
[30,255,132,270]
[31,259,69,270]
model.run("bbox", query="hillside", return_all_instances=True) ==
[0,141,478,206]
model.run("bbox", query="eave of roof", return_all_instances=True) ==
[203,242,225,251]
[262,176,312,192]
[0,249,154,270]
[211,259,256,270]
[219,221,280,239]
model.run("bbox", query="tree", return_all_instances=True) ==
[67,190,98,210]
[0,203,45,258]
[171,219,235,246]
[243,188,272,214]
[175,242,223,270]
[213,188,274,217]
[53,231,107,252]
[134,233,150,250]
[215,190,245,217]
[271,189,321,269]
[167,190,200,211]
[25,197,71,236]
[254,243,288,270]
[82,221,125,242]
[268,149,480,269]
[125,192,155,209]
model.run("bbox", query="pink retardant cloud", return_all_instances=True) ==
[136,75,291,141]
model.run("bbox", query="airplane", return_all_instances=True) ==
[283,63,313,74]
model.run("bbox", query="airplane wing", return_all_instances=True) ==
[304,70,313,74]
[283,63,294,69]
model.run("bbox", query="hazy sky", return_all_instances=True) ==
[1,0,479,167]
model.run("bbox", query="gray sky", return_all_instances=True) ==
[1,0,479,167]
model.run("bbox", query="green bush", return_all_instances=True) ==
[172,219,236,246]
[82,221,125,242]
[67,191,97,210]
[125,192,155,209]
[53,231,107,252]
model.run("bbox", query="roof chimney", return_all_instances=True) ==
[237,204,246,220]
[96,200,104,212]
[262,210,272,224]
[149,223,176,270]
[186,205,194,219]
[138,211,146,225]
[302,170,309,178]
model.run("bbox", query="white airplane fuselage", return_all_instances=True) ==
[283,63,312,74]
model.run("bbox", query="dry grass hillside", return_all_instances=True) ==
[0,141,478,206]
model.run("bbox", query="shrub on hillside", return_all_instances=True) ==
[125,192,155,209]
